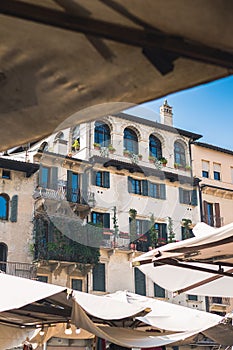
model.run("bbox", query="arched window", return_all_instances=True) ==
[39,142,48,152]
[124,128,138,154]
[174,141,186,166]
[0,243,7,272]
[0,194,9,220]
[149,135,162,159]
[54,131,64,142]
[94,122,110,147]
[71,126,80,151]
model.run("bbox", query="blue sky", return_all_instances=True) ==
[127,75,233,151]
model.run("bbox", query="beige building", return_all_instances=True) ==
[191,141,233,315]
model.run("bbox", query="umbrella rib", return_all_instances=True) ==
[1,1,233,69]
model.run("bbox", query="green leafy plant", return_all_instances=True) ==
[167,216,175,243]
[149,214,157,248]
[148,155,155,161]
[159,157,167,165]
[108,144,116,152]
[129,208,137,243]
[181,218,193,239]
[93,143,101,149]
[72,139,80,151]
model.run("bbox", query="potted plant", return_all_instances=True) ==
[138,154,142,160]
[149,214,158,248]
[93,142,101,150]
[123,149,130,157]
[148,155,155,163]
[108,144,116,153]
[174,163,180,169]
[185,164,192,171]
[159,157,167,166]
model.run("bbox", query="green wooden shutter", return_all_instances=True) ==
[92,170,97,185]
[50,167,58,190]
[93,263,106,292]
[10,195,18,222]
[160,184,166,199]
[81,172,88,204]
[67,170,73,201]
[72,279,83,291]
[154,283,165,298]
[135,268,146,296]
[38,165,43,187]
[179,188,183,203]
[142,220,150,235]
[103,172,110,188]
[161,223,167,240]
[191,189,198,206]
[128,177,133,193]
[142,180,148,196]
[103,213,110,228]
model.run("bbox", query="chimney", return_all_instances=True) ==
[160,100,173,126]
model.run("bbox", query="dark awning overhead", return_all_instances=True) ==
[0,0,233,150]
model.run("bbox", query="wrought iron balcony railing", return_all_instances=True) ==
[0,261,37,279]
[33,185,95,207]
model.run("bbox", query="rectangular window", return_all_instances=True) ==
[154,283,165,298]
[202,160,209,178]
[37,275,48,283]
[179,188,198,206]
[93,263,106,292]
[91,212,110,228]
[149,182,166,199]
[71,278,83,291]
[134,268,146,296]
[93,171,110,188]
[202,170,209,178]
[214,171,221,181]
[39,166,58,189]
[135,220,150,236]
[188,294,198,301]
[128,177,148,196]
[154,223,167,244]
[2,170,11,179]
[67,170,79,203]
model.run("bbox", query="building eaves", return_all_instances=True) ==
[114,112,202,141]
[90,156,199,186]
[193,142,233,155]
[0,157,39,177]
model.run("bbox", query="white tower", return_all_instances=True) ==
[160,100,173,126]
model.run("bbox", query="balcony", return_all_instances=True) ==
[0,261,37,279]
[209,296,230,314]
[33,183,95,210]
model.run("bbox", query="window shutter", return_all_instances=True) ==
[134,268,146,296]
[38,165,43,187]
[215,203,221,227]
[50,167,58,190]
[81,172,88,204]
[10,195,18,222]
[142,180,148,196]
[179,188,183,203]
[93,263,106,292]
[142,220,150,235]
[191,189,198,206]
[103,172,110,188]
[66,170,73,202]
[103,213,110,229]
[161,224,167,240]
[203,200,208,223]
[128,177,133,193]
[160,184,166,199]
[92,170,97,185]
